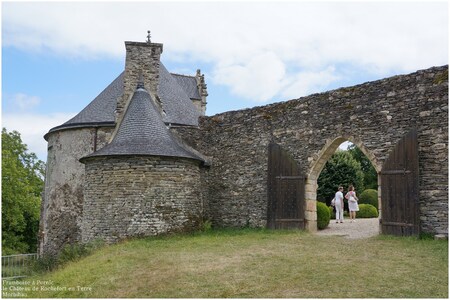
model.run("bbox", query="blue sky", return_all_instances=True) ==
[2,1,448,162]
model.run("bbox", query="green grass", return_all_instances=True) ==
[6,229,448,298]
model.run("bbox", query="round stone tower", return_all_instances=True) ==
[38,75,120,256]
[79,82,204,244]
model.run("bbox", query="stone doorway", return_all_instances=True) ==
[303,137,381,233]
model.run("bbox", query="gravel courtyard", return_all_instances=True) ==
[316,218,380,239]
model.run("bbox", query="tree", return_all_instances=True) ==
[347,145,378,190]
[317,150,364,205]
[2,128,45,254]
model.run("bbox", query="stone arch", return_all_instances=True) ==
[303,136,381,232]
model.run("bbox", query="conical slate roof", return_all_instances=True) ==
[80,85,203,162]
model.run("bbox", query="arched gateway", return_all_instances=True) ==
[276,135,383,232]
[266,131,419,236]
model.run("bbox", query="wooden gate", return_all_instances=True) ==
[267,143,305,229]
[380,129,420,236]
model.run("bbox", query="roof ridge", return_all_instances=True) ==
[170,72,196,78]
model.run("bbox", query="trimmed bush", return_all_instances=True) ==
[357,204,379,218]
[328,206,335,220]
[359,189,378,209]
[317,201,331,230]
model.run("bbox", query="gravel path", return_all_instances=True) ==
[315,218,380,239]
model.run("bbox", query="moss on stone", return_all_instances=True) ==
[433,69,448,84]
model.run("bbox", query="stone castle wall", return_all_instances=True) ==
[39,127,114,255]
[81,156,203,244]
[176,65,448,235]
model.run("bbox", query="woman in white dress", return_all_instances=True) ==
[345,185,359,222]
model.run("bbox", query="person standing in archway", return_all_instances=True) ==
[334,186,344,223]
[346,185,359,222]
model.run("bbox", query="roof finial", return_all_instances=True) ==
[146,30,151,43]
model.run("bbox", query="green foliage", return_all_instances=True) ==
[359,189,378,209]
[201,219,213,232]
[34,240,106,274]
[2,128,45,254]
[357,204,379,218]
[317,201,331,230]
[433,69,448,84]
[317,150,364,204]
[419,232,435,240]
[59,244,90,263]
[33,255,59,273]
[328,205,335,219]
[347,145,378,190]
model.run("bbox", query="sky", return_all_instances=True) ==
[2,1,448,162]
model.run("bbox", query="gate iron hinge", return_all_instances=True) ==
[275,175,306,180]
[380,169,412,175]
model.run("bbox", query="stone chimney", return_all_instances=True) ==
[195,69,208,116]
[116,32,163,123]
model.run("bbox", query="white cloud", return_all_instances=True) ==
[213,52,286,102]
[3,1,448,102]
[339,141,354,151]
[282,66,341,99]
[7,93,41,110]
[2,112,76,161]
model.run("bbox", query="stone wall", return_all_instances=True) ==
[176,65,448,235]
[81,156,203,244]
[39,126,114,256]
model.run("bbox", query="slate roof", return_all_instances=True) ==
[158,64,200,126]
[45,63,200,139]
[172,73,201,100]
[46,73,123,137]
[80,85,203,162]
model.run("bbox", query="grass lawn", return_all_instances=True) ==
[7,229,448,298]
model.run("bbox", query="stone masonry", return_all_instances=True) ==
[117,41,163,124]
[39,127,114,255]
[81,156,203,244]
[175,65,448,235]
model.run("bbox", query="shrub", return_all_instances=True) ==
[317,201,331,230]
[201,219,213,232]
[359,189,378,209]
[34,239,106,274]
[58,243,90,264]
[317,150,364,202]
[328,206,335,220]
[357,204,378,218]
[33,255,59,273]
